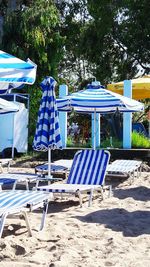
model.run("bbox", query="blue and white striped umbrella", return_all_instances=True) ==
[57,83,144,113]
[0,98,19,114]
[56,81,144,149]
[33,76,62,178]
[0,50,37,94]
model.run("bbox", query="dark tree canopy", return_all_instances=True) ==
[79,0,150,84]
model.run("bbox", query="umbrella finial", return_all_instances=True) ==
[91,81,101,86]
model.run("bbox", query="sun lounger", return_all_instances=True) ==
[0,190,52,238]
[0,173,39,190]
[0,178,16,190]
[35,160,73,179]
[37,149,110,207]
[0,171,65,190]
[106,159,142,182]
[0,158,12,173]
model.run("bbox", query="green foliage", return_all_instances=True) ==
[2,0,64,79]
[66,136,91,148]
[56,0,91,84]
[132,131,150,148]
[79,0,150,83]
[1,0,65,148]
[101,137,122,149]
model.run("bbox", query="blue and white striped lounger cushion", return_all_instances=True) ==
[0,190,49,212]
[0,178,16,186]
[37,149,110,194]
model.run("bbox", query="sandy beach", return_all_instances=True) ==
[0,163,149,267]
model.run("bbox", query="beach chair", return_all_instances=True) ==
[35,160,73,179]
[106,159,142,183]
[37,149,110,207]
[0,158,12,173]
[0,173,39,190]
[0,190,52,238]
[0,178,16,190]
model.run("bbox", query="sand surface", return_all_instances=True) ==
[0,164,149,267]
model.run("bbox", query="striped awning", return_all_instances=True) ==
[0,50,37,94]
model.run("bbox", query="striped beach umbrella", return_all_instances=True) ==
[33,76,62,178]
[0,50,37,94]
[68,83,144,113]
[57,83,144,113]
[57,81,144,149]
[0,98,19,114]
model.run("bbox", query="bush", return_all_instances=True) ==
[132,131,150,148]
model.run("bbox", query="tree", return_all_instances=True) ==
[56,0,92,86]
[1,0,65,147]
[1,0,64,79]
[78,0,150,84]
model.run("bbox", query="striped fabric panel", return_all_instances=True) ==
[56,98,71,112]
[33,77,62,151]
[70,88,144,112]
[67,150,110,185]
[0,178,16,185]
[0,191,49,212]
[56,86,144,113]
[37,184,101,193]
[107,160,142,173]
[0,98,19,114]
[0,51,37,92]
[38,188,67,193]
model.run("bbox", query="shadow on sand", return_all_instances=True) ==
[74,208,150,237]
[113,186,150,201]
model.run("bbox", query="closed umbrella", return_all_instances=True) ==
[107,75,150,100]
[57,81,144,149]
[0,98,19,114]
[33,76,62,178]
[0,50,37,94]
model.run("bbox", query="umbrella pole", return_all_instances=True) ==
[94,108,96,150]
[48,147,51,178]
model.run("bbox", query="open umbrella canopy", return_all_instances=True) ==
[107,75,150,100]
[0,98,19,114]
[33,76,62,178]
[57,82,144,149]
[57,83,144,113]
[0,50,37,94]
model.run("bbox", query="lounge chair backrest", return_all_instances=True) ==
[67,149,110,185]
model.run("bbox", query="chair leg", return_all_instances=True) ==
[21,211,32,236]
[76,190,82,207]
[88,189,94,207]
[39,200,48,231]
[12,180,17,190]
[0,211,32,238]
[25,180,29,190]
[108,185,112,198]
[0,213,7,238]
[7,161,11,172]
[100,187,104,200]
[35,179,40,188]
[0,163,3,173]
